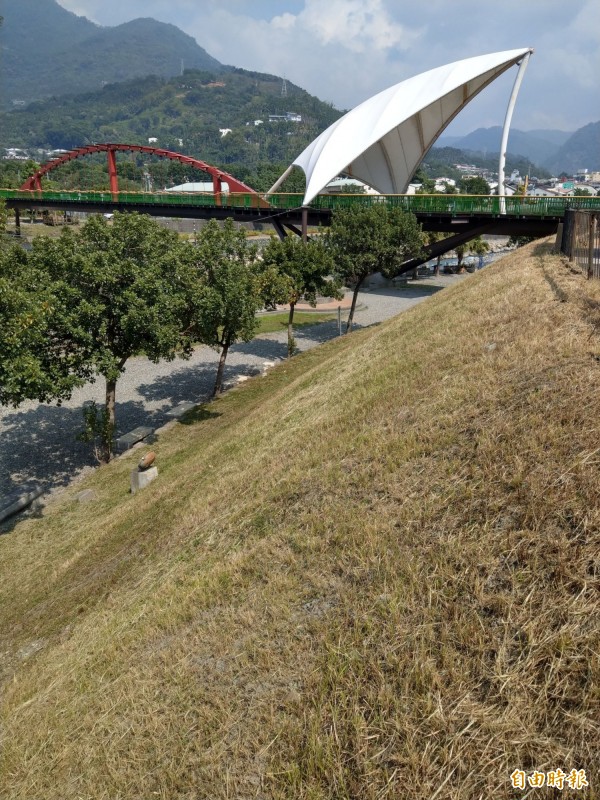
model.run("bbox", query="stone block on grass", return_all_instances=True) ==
[130,466,158,495]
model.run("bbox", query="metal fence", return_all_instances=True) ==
[561,209,600,278]
[2,188,600,217]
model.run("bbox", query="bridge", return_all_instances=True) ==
[2,142,599,267]
[5,49,599,263]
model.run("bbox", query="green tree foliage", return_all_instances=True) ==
[459,176,491,195]
[0,198,7,241]
[454,236,490,273]
[260,235,341,356]
[327,205,423,332]
[413,168,435,193]
[1,213,197,462]
[190,219,262,396]
[0,244,87,407]
[0,160,40,190]
[0,68,341,171]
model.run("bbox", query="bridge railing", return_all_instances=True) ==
[1,188,599,217]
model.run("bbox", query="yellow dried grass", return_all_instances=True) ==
[0,241,598,799]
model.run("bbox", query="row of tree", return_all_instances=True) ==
[0,204,424,462]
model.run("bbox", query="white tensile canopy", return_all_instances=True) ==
[277,48,533,206]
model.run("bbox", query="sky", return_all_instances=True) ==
[55,0,600,135]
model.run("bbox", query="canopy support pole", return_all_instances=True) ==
[266,164,294,197]
[498,50,532,214]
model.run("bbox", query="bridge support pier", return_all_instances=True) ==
[107,148,119,199]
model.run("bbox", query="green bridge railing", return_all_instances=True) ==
[1,189,599,217]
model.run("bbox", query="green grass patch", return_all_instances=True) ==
[255,310,337,334]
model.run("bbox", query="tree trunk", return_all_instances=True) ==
[434,255,441,277]
[287,302,296,358]
[345,276,364,333]
[213,341,230,397]
[102,377,117,464]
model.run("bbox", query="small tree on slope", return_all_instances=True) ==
[260,234,341,357]
[190,219,262,396]
[327,205,423,332]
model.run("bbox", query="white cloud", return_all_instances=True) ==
[298,0,420,53]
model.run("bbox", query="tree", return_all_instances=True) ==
[260,235,341,356]
[327,205,423,332]
[14,213,197,462]
[455,242,468,273]
[0,198,7,245]
[0,244,88,409]
[191,218,262,395]
[459,176,490,195]
[424,230,445,276]
[574,188,593,197]
[454,236,490,273]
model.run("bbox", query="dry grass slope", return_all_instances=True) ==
[0,241,598,799]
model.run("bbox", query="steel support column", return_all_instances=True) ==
[498,50,532,213]
[107,148,119,197]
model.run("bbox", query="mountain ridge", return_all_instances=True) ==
[0,0,223,107]
[438,125,599,173]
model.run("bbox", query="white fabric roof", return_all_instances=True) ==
[292,48,533,206]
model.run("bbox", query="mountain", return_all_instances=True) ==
[526,129,572,147]
[438,126,569,166]
[422,146,552,181]
[547,122,600,174]
[0,67,342,185]
[437,124,600,174]
[0,0,223,108]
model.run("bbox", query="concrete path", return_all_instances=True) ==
[0,277,464,504]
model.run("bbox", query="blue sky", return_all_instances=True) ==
[56,0,600,134]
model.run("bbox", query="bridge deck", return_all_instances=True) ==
[2,190,598,236]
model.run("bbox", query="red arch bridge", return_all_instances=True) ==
[3,143,600,268]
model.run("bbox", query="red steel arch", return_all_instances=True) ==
[19,143,263,205]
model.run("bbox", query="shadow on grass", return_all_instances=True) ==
[179,405,221,426]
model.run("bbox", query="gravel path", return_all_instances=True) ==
[0,277,463,501]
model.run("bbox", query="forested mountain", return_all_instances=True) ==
[421,147,552,181]
[438,125,599,174]
[443,126,564,165]
[0,67,342,189]
[0,0,222,108]
[0,66,556,190]
[547,122,600,173]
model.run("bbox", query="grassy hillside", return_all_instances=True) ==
[1,242,599,798]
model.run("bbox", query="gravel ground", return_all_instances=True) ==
[0,276,465,502]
